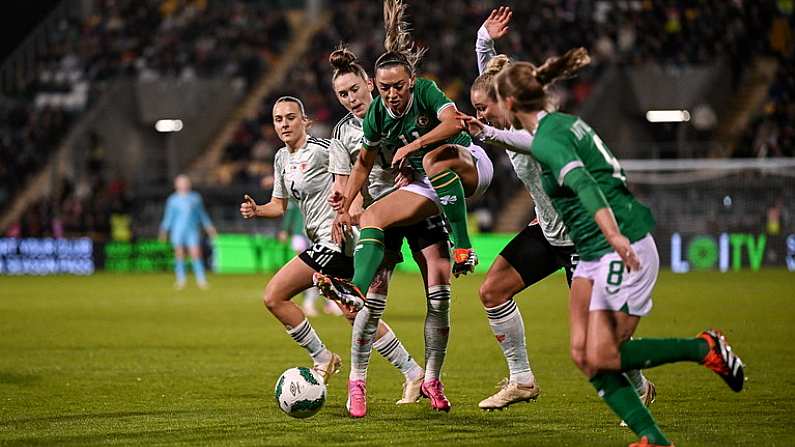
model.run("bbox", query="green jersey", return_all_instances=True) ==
[361,77,471,176]
[530,112,655,261]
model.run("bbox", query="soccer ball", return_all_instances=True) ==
[274,367,326,418]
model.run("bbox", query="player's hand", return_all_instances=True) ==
[331,212,353,245]
[456,111,486,138]
[158,231,167,243]
[391,142,420,169]
[484,6,512,40]
[349,202,364,226]
[277,230,288,242]
[240,194,258,219]
[328,190,344,212]
[607,233,640,272]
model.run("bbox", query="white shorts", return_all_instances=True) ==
[400,142,494,205]
[401,177,442,208]
[465,142,493,200]
[572,234,659,317]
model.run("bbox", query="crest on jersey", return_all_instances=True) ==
[417,114,429,128]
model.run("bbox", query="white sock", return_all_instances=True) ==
[485,299,535,385]
[349,292,386,381]
[286,319,330,364]
[373,323,424,381]
[424,285,451,382]
[624,369,648,395]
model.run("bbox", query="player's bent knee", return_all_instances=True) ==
[479,280,509,307]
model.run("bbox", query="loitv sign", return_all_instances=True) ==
[670,232,795,273]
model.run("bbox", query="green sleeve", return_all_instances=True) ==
[416,78,456,118]
[361,100,381,149]
[533,128,608,216]
[563,168,610,216]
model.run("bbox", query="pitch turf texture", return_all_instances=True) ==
[1,270,793,446]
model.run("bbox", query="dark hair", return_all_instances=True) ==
[495,47,590,112]
[329,45,368,81]
[374,0,426,76]
[471,54,511,102]
[273,95,307,116]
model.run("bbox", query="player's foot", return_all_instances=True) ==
[698,329,745,392]
[628,436,674,447]
[420,379,451,412]
[313,273,366,312]
[197,279,209,290]
[312,352,342,384]
[302,301,318,318]
[174,280,186,290]
[323,300,344,316]
[346,379,367,418]
[621,380,656,426]
[396,374,424,404]
[478,378,540,410]
[452,248,478,277]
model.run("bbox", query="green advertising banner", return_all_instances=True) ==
[212,233,517,274]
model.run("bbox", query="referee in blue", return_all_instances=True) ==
[159,175,217,289]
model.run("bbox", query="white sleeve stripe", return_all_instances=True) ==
[436,102,456,118]
[558,161,584,185]
[362,136,380,146]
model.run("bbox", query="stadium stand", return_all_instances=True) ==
[1,0,792,239]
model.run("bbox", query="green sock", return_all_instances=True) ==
[430,169,471,250]
[620,337,709,371]
[590,373,671,446]
[351,227,385,292]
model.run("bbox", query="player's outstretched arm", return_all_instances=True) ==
[458,112,534,154]
[341,148,376,214]
[240,194,287,219]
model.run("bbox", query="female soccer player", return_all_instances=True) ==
[159,174,216,290]
[460,7,654,414]
[326,46,453,417]
[317,0,493,291]
[240,96,423,394]
[492,50,746,447]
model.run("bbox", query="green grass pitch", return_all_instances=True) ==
[1,270,793,446]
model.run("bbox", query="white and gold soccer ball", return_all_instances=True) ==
[274,367,326,418]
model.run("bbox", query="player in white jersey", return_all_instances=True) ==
[325,47,452,418]
[456,7,654,411]
[240,96,423,391]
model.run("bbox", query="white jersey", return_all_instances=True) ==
[273,136,353,251]
[475,25,572,247]
[333,112,396,207]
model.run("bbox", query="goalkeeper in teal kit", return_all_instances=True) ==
[159,175,217,289]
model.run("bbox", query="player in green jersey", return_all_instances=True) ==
[316,0,493,294]
[240,96,423,394]
[459,7,654,415]
[326,46,453,417]
[493,50,746,447]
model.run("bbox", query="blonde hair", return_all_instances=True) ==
[374,0,426,75]
[495,47,591,112]
[471,54,511,101]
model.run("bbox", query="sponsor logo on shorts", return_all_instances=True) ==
[495,334,506,343]
[439,195,457,206]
